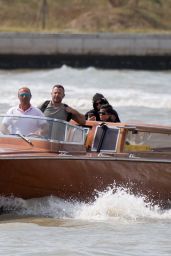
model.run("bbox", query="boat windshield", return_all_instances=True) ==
[0,115,86,144]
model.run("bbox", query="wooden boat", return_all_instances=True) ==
[0,115,171,209]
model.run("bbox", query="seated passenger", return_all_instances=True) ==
[85,93,109,121]
[1,87,48,136]
[99,104,120,123]
[38,84,85,125]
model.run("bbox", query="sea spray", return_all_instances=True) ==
[1,187,171,221]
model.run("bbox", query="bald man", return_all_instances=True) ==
[1,87,47,135]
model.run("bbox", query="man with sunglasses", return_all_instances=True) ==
[1,87,47,135]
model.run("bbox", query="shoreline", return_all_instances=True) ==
[1,32,171,69]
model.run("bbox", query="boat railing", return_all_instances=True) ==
[0,115,86,145]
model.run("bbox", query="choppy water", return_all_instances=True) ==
[0,67,171,255]
[1,67,171,124]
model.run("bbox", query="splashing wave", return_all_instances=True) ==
[1,186,171,221]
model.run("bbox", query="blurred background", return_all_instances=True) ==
[0,0,171,33]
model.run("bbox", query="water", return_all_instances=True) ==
[1,67,171,124]
[0,67,171,255]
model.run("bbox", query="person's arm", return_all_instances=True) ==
[35,108,49,136]
[39,122,49,136]
[65,106,86,125]
[0,109,12,134]
[0,123,10,134]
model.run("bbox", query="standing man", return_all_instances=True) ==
[1,87,47,135]
[39,84,85,125]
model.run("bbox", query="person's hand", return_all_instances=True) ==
[88,113,96,121]
[88,115,96,121]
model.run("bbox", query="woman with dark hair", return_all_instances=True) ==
[85,93,109,121]
[99,104,120,123]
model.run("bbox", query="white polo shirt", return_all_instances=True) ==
[2,105,46,135]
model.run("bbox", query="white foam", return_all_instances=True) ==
[74,187,171,221]
[1,187,171,222]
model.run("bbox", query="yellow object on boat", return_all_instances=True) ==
[125,144,151,151]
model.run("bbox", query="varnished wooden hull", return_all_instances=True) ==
[1,118,171,209]
[0,155,171,208]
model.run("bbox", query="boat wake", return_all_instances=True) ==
[1,186,171,221]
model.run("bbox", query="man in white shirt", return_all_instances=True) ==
[1,87,47,136]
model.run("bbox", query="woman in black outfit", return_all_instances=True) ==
[85,93,120,122]
[99,104,120,123]
[85,93,109,121]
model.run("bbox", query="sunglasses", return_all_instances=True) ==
[99,112,107,115]
[19,93,31,97]
[95,101,102,106]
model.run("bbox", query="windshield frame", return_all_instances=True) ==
[0,114,86,145]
